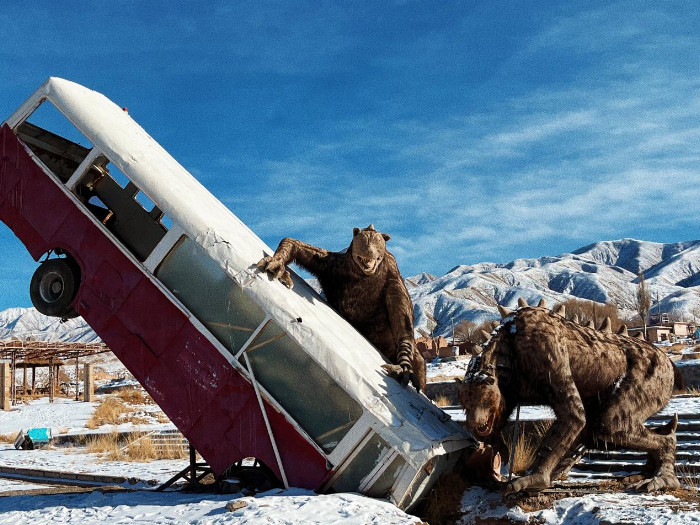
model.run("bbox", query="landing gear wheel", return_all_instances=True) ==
[29,258,80,318]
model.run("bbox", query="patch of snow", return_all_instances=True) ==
[427,358,471,379]
[0,487,422,525]
[457,486,700,524]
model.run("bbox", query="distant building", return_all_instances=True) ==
[415,336,473,359]
[649,312,670,325]
[629,317,696,343]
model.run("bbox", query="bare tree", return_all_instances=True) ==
[557,298,623,331]
[635,272,651,337]
[454,320,478,342]
[454,319,494,345]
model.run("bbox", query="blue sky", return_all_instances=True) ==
[1,1,699,310]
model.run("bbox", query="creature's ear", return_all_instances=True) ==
[382,233,391,242]
[353,227,360,236]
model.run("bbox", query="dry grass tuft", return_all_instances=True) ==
[433,394,453,407]
[678,464,699,490]
[421,472,468,525]
[121,434,188,462]
[116,388,154,405]
[502,420,553,475]
[428,374,462,383]
[0,433,16,443]
[86,431,122,455]
[685,386,700,396]
[123,414,152,426]
[86,431,188,462]
[85,397,130,429]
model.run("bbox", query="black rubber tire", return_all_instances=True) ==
[29,258,80,318]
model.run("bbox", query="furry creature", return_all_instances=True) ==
[257,224,426,391]
[456,301,681,495]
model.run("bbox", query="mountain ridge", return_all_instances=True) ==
[0,238,697,342]
[408,238,700,337]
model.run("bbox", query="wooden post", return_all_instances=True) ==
[83,364,94,402]
[75,355,80,401]
[0,362,10,411]
[31,366,36,395]
[22,364,27,396]
[10,352,16,406]
[49,358,54,403]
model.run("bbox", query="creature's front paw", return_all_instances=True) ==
[256,256,294,289]
[504,472,550,495]
[380,364,411,388]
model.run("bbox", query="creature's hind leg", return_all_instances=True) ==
[621,415,677,485]
[551,440,587,481]
[595,375,678,492]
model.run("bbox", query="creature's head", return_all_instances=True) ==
[350,224,391,275]
[456,358,506,438]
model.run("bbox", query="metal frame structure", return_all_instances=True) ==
[0,339,108,403]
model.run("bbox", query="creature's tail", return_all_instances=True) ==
[671,361,685,393]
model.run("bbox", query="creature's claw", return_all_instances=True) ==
[381,364,416,390]
[504,472,550,496]
[256,256,294,289]
[633,474,680,493]
[381,364,403,375]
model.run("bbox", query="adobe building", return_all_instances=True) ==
[629,318,697,343]
[415,336,472,359]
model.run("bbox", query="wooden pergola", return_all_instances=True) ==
[0,339,109,406]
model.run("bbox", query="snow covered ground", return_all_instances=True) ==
[426,357,471,379]
[457,485,700,525]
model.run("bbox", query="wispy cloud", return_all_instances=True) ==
[216,3,700,277]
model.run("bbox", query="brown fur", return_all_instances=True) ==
[456,306,680,494]
[257,225,426,391]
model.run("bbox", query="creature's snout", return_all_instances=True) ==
[355,254,381,274]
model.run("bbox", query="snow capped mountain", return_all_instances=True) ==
[409,238,700,337]
[0,239,698,343]
[0,307,99,343]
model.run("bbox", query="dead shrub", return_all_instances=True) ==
[433,394,453,407]
[86,431,122,455]
[122,434,188,462]
[124,414,152,426]
[502,420,553,476]
[428,374,462,383]
[678,464,699,490]
[86,397,129,429]
[116,388,153,405]
[0,433,16,443]
[685,386,700,396]
[123,435,158,461]
[421,472,468,525]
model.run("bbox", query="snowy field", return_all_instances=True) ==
[0,361,698,523]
